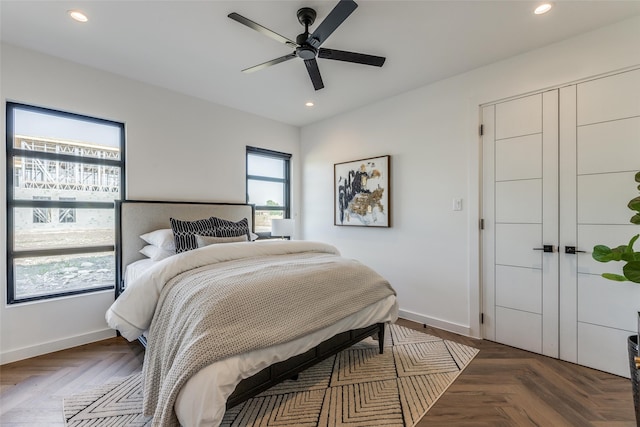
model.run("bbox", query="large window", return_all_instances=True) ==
[246,146,291,237]
[6,102,125,303]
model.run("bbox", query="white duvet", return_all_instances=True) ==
[107,240,342,341]
[106,240,398,426]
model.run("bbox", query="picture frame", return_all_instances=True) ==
[334,155,390,227]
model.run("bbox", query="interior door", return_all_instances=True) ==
[481,90,560,357]
[560,69,640,377]
[483,68,640,376]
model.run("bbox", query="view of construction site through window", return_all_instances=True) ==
[6,103,124,303]
[246,147,291,236]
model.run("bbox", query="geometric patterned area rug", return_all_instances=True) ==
[63,324,478,426]
[63,373,150,427]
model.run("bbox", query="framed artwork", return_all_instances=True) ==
[334,155,390,227]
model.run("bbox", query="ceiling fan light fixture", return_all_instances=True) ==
[305,101,315,107]
[534,3,552,15]
[68,10,88,22]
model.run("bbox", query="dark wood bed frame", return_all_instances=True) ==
[227,323,384,408]
[115,200,387,409]
[137,323,384,408]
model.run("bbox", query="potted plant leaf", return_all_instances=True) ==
[592,171,640,426]
[592,172,640,282]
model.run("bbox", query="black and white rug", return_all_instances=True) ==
[63,324,478,426]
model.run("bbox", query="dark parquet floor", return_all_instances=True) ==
[0,318,636,426]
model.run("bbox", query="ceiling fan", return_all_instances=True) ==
[228,0,385,91]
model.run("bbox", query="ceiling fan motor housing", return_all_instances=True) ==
[296,35,318,59]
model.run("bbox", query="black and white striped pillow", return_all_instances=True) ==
[169,217,217,253]
[211,217,251,240]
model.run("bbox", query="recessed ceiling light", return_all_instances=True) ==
[534,3,552,15]
[305,102,314,107]
[68,10,88,23]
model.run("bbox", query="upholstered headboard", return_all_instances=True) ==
[115,200,254,296]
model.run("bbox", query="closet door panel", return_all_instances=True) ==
[578,274,640,331]
[578,117,640,175]
[496,223,542,268]
[496,307,542,354]
[577,171,639,224]
[567,68,640,376]
[496,180,542,224]
[496,134,542,181]
[578,323,633,378]
[577,69,640,126]
[496,265,542,314]
[578,323,635,378]
[484,90,557,356]
[496,95,542,139]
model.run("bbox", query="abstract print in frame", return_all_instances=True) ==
[334,155,390,227]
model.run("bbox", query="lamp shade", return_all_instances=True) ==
[271,218,294,238]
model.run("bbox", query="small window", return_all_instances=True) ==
[246,147,291,237]
[6,102,125,303]
[33,196,51,223]
[59,197,76,223]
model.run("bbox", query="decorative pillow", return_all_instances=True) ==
[170,217,217,253]
[140,229,175,251]
[195,234,248,248]
[139,245,174,261]
[250,232,259,241]
[211,217,251,240]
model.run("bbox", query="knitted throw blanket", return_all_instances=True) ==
[141,249,396,426]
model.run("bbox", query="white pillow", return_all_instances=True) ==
[250,232,259,241]
[140,229,175,251]
[195,234,248,248]
[139,244,175,261]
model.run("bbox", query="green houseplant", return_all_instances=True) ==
[592,171,640,283]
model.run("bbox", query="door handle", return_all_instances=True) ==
[565,246,586,254]
[533,245,555,253]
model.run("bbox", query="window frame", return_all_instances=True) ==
[246,146,291,238]
[5,102,126,304]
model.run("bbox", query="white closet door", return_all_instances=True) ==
[560,69,640,377]
[482,91,559,357]
[483,68,639,376]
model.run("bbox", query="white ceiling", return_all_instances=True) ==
[2,1,640,127]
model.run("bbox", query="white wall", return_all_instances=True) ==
[2,15,639,364]
[0,43,300,364]
[300,16,640,338]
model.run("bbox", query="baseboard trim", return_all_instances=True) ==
[0,329,116,365]
[2,314,473,365]
[399,309,475,337]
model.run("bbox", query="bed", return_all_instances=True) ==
[106,200,398,426]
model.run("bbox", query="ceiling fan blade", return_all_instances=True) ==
[242,53,297,73]
[228,12,298,47]
[304,59,324,90]
[306,0,357,49]
[318,48,385,67]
